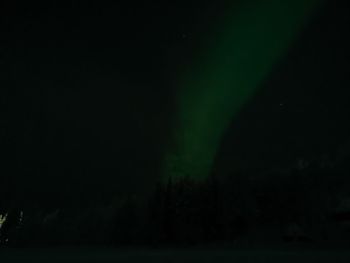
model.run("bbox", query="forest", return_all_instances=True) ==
[1,158,350,249]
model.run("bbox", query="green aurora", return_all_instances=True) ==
[163,0,324,181]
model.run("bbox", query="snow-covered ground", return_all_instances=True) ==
[1,248,350,263]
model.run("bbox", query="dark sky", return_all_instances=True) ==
[215,0,350,175]
[1,1,231,205]
[1,0,350,206]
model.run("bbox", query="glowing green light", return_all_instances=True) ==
[164,0,323,181]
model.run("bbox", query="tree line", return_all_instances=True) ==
[1,164,350,247]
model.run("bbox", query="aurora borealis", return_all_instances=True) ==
[2,0,350,206]
[2,0,350,253]
[164,0,324,181]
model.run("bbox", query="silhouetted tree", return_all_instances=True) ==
[163,176,175,243]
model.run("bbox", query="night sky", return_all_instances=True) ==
[1,0,350,206]
[215,0,350,175]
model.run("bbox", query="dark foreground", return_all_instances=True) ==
[1,248,350,263]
